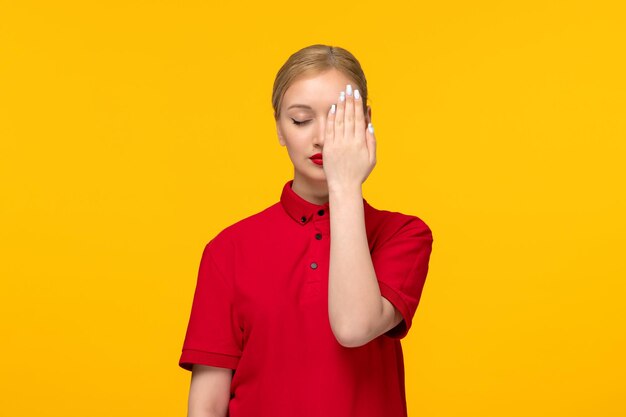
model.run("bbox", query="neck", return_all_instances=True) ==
[292,170,329,205]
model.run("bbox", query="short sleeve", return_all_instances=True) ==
[179,240,243,371]
[372,216,434,340]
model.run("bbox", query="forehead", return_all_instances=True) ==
[283,69,354,110]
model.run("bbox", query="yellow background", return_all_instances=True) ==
[1,1,624,416]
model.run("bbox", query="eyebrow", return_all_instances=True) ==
[287,104,314,110]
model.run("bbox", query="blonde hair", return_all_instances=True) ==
[272,44,368,121]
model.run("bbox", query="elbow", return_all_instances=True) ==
[337,334,365,348]
[331,322,370,348]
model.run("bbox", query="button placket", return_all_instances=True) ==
[314,207,327,240]
[308,206,329,272]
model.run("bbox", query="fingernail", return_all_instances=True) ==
[368,123,374,133]
[346,84,353,96]
[339,91,345,102]
[330,104,336,114]
[354,89,360,100]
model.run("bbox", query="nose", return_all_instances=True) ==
[313,117,326,147]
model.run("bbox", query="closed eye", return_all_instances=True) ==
[291,118,311,126]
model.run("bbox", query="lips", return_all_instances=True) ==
[310,153,323,160]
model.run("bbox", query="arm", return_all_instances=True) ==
[327,184,403,348]
[187,364,232,417]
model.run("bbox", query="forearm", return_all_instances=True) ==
[327,183,383,346]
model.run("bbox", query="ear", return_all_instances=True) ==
[276,121,285,147]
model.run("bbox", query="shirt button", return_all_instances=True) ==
[317,209,325,216]
[315,233,322,240]
[310,262,318,269]
[300,216,307,223]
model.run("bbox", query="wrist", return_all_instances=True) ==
[327,181,363,199]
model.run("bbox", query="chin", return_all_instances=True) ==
[296,166,327,182]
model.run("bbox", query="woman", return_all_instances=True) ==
[179,44,434,417]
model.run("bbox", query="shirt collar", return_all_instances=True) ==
[280,179,370,225]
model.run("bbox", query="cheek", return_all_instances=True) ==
[282,134,309,159]
[284,143,306,165]
[284,126,312,145]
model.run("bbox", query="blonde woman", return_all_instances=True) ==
[179,44,434,417]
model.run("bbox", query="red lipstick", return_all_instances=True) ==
[310,153,323,165]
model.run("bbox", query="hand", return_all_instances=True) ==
[322,84,376,191]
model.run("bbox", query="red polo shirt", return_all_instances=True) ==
[179,179,433,417]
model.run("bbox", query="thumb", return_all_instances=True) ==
[366,122,376,164]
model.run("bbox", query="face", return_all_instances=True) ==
[276,68,372,187]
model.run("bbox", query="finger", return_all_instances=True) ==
[335,90,345,142]
[326,103,336,145]
[354,88,366,143]
[344,84,355,141]
[366,122,376,165]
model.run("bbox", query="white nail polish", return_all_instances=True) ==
[368,123,374,133]
[354,89,360,100]
[330,104,336,114]
[339,91,345,102]
[346,84,352,96]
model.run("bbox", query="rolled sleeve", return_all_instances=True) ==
[372,216,434,340]
[179,240,243,371]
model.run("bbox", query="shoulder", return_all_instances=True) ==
[204,202,282,253]
[364,201,433,246]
